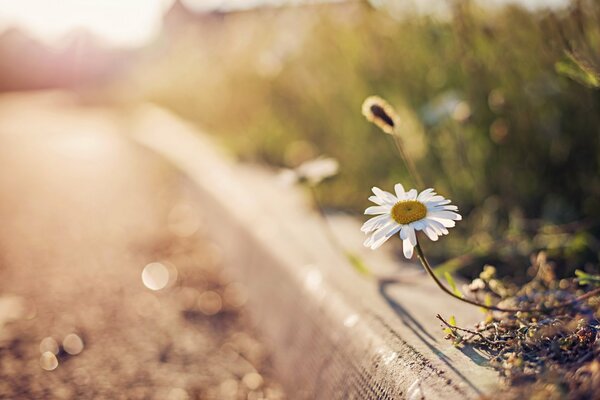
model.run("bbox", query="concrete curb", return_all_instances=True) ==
[131,104,502,399]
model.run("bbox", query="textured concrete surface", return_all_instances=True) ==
[133,104,503,399]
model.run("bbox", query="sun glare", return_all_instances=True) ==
[0,0,174,48]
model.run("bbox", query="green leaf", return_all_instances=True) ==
[446,315,463,345]
[484,293,492,307]
[449,315,457,326]
[555,51,600,89]
[443,315,457,336]
[444,272,463,298]
[479,293,493,314]
[574,269,600,286]
[574,269,586,277]
[345,252,371,276]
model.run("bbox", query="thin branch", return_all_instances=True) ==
[415,239,600,313]
[436,314,502,345]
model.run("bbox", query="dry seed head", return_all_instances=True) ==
[361,96,399,135]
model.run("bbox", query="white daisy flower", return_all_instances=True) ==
[361,184,462,258]
[279,156,339,186]
[295,156,339,185]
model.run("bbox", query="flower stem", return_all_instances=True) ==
[308,185,341,248]
[414,239,600,313]
[391,130,424,189]
[308,184,371,276]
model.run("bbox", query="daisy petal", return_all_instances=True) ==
[368,195,386,206]
[372,187,397,204]
[429,217,456,228]
[428,210,462,221]
[406,225,417,246]
[403,238,414,258]
[365,205,391,215]
[361,214,392,233]
[439,205,458,211]
[412,220,427,231]
[427,207,460,215]
[417,188,435,201]
[423,225,439,241]
[425,196,447,204]
[426,218,449,235]
[394,183,406,199]
[426,200,454,209]
[399,224,409,240]
[367,223,401,250]
[405,189,418,200]
[364,223,393,247]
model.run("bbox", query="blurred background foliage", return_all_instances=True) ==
[115,0,600,276]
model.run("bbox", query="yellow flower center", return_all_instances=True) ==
[391,200,427,224]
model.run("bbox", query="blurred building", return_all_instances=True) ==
[0,27,134,91]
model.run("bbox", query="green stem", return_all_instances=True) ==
[391,130,424,189]
[414,239,600,313]
[308,185,344,252]
[309,185,371,277]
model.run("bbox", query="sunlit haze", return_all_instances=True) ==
[0,0,174,47]
[0,0,570,48]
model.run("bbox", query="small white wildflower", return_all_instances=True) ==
[361,184,462,258]
[281,156,339,186]
[277,168,299,186]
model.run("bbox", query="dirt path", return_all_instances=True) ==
[0,93,285,399]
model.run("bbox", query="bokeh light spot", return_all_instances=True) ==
[142,262,170,291]
[40,351,59,371]
[197,291,222,316]
[343,314,360,328]
[63,333,84,355]
[39,337,59,355]
[242,372,263,390]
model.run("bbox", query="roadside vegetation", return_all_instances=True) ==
[129,0,600,274]
[110,2,600,396]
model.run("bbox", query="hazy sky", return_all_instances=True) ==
[0,0,571,48]
[0,0,173,47]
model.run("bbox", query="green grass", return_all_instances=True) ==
[123,0,600,273]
